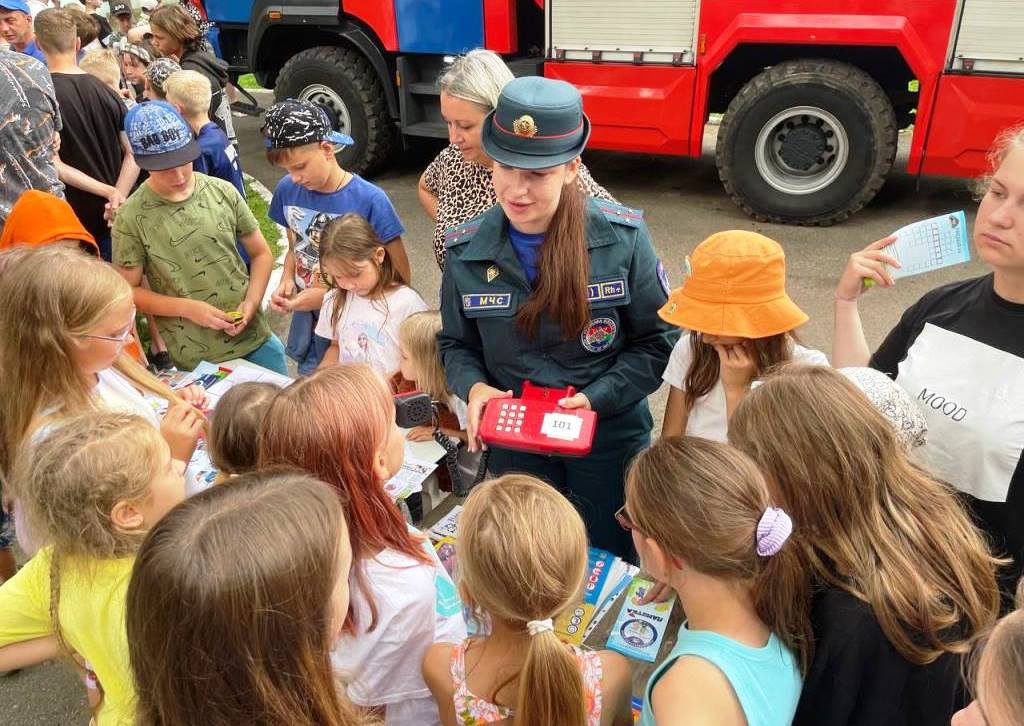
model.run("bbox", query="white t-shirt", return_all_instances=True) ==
[94,368,161,428]
[18,369,171,555]
[95,369,213,496]
[662,333,829,442]
[315,286,428,376]
[332,537,467,726]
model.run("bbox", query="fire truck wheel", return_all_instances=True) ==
[275,46,397,176]
[716,59,897,226]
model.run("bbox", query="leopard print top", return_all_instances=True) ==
[423,144,617,271]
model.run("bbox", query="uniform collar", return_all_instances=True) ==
[459,196,619,264]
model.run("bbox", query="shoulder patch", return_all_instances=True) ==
[443,214,485,249]
[596,201,644,229]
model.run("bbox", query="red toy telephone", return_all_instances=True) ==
[479,382,598,456]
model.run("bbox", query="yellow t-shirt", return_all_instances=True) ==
[0,548,135,725]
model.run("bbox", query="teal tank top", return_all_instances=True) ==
[640,623,802,726]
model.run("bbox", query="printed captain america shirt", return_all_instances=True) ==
[870,273,1024,592]
[0,49,64,226]
[269,174,404,289]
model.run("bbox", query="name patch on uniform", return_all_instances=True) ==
[587,279,626,303]
[462,293,512,310]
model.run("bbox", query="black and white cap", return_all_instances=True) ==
[110,1,131,16]
[261,98,354,150]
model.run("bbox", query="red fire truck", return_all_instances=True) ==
[210,0,1024,224]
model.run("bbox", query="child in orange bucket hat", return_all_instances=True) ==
[658,230,828,442]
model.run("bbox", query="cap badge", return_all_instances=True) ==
[513,115,538,137]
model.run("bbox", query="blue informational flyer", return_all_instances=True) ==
[606,577,676,663]
[887,210,971,279]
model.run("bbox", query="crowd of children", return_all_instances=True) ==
[0,12,1023,725]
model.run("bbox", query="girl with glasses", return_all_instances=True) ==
[0,246,207,557]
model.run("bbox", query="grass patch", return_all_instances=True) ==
[244,178,284,260]
[238,73,264,90]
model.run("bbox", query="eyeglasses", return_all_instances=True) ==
[78,328,135,343]
[76,309,137,343]
[615,505,641,534]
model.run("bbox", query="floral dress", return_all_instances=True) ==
[423,144,617,271]
[449,638,604,725]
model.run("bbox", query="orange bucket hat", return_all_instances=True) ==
[0,190,99,254]
[658,230,808,338]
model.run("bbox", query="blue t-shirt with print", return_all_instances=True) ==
[508,224,545,285]
[269,173,404,289]
[194,122,243,196]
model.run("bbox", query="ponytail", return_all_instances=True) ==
[627,437,814,671]
[457,476,591,724]
[517,175,589,339]
[752,537,813,673]
[514,625,587,726]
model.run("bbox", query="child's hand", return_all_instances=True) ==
[186,301,235,331]
[289,287,327,312]
[225,300,256,337]
[160,403,203,462]
[636,578,674,605]
[715,342,757,390]
[835,236,900,302]
[269,279,295,313]
[406,425,434,442]
[177,384,208,409]
[103,188,127,225]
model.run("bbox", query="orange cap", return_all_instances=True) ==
[0,190,99,254]
[658,230,808,338]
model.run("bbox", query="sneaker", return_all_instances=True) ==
[150,351,174,372]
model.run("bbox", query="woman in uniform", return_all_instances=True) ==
[418,49,615,272]
[438,76,677,557]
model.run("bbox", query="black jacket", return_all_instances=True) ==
[180,49,229,128]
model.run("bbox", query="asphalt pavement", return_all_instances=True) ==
[0,106,987,724]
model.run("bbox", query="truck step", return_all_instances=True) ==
[407,81,440,96]
[403,121,449,138]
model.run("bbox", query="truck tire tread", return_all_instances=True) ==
[716,58,898,226]
[275,45,397,176]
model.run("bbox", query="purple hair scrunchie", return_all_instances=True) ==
[756,507,793,557]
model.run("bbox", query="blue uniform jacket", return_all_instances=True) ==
[438,198,679,417]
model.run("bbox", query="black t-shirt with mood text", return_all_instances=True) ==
[795,587,965,726]
[870,274,1024,594]
[51,72,126,254]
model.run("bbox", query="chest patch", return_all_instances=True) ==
[587,279,626,303]
[581,316,617,353]
[462,293,512,310]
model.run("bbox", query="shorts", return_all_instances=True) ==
[0,506,14,549]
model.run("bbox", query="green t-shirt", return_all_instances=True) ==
[113,173,271,370]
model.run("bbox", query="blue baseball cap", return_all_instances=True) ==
[0,0,31,13]
[124,101,200,171]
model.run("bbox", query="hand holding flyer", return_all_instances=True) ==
[884,211,971,280]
